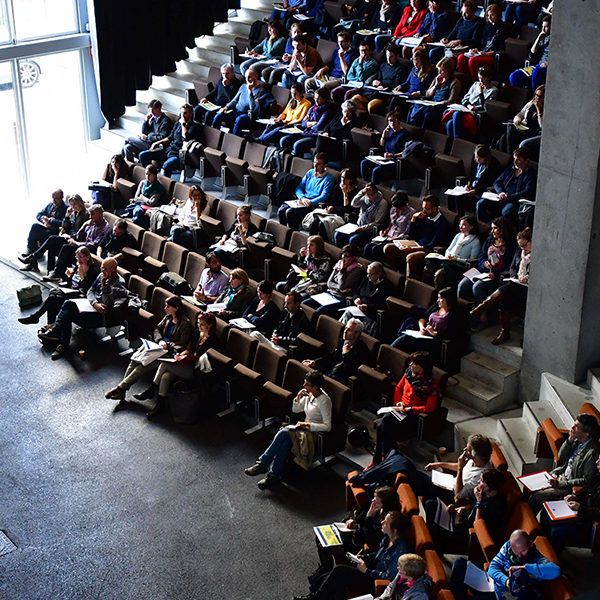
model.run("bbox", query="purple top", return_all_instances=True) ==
[199,268,229,298]
[428,310,449,334]
[385,206,416,239]
[75,219,111,253]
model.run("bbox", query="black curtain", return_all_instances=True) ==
[94,0,240,123]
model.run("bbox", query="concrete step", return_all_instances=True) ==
[453,406,521,453]
[116,113,144,136]
[176,57,213,80]
[98,127,127,154]
[496,417,539,476]
[153,72,197,93]
[469,325,523,370]
[521,399,568,433]
[540,372,597,429]
[187,46,231,67]
[447,373,515,416]
[196,32,238,54]
[138,87,186,114]
[444,397,483,426]
[588,368,600,404]
[461,351,519,392]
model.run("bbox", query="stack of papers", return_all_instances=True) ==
[434,498,455,531]
[448,103,475,114]
[465,562,495,593]
[393,239,422,250]
[285,199,307,208]
[400,36,426,47]
[314,524,343,547]
[402,329,433,339]
[311,292,339,306]
[431,469,457,491]
[367,155,394,165]
[482,191,501,201]
[377,406,408,422]
[199,99,221,111]
[230,317,256,330]
[206,302,227,313]
[445,185,470,196]
[463,267,493,282]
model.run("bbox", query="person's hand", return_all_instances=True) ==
[448,255,457,261]
[317,67,327,78]
[383,124,392,137]
[300,199,312,207]
[458,448,471,469]
[174,353,185,361]
[425,462,441,472]
[519,276,529,284]
[345,518,357,529]
[441,38,448,44]
[271,333,279,344]
[342,341,351,354]
[566,499,580,512]
[425,324,436,336]
[158,340,168,350]
[145,111,153,122]
[435,74,444,85]
[488,272,496,280]
[372,80,381,87]
[565,494,576,503]
[499,192,508,202]
[474,484,483,502]
[384,152,394,159]
[413,210,426,221]
[483,261,492,269]
[356,560,368,573]
[514,116,523,126]
[68,238,78,246]
[355,226,364,233]
[217,107,227,114]
[217,309,226,316]
[298,246,308,259]
[447,503,457,514]
[296,421,311,429]
[468,104,477,111]
[303,359,316,368]
[325,206,334,214]
[409,91,420,98]
[358,303,368,311]
[448,40,460,48]
[94,303,108,314]
[150,141,161,149]
[366,498,379,517]
[548,478,559,489]
[539,61,548,68]
[194,287,205,301]
[509,566,526,577]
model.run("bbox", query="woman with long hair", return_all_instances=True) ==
[169,185,207,249]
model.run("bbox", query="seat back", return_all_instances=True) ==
[126,220,145,244]
[266,220,292,249]
[324,243,342,263]
[149,286,172,321]
[140,231,167,260]
[252,344,287,385]
[289,230,309,255]
[225,328,258,367]
[378,345,410,384]
[128,275,154,302]
[250,212,266,232]
[290,156,313,178]
[161,242,188,276]
[491,442,508,471]
[403,279,437,308]
[281,359,312,393]
[157,174,175,202]
[216,201,240,233]
[222,133,245,161]
[450,138,477,171]
[383,268,405,298]
[504,502,542,540]
[271,85,291,109]
[132,164,146,185]
[183,252,206,287]
[180,302,201,330]
[201,123,224,150]
[424,549,449,598]
[244,142,267,169]
[423,130,451,155]
[172,182,191,203]
[314,315,345,354]
[215,317,230,348]
[316,38,337,67]
[360,332,380,361]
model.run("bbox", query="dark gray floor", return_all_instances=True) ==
[0,262,352,600]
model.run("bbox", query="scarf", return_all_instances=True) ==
[334,258,361,273]
[404,366,440,400]
[517,250,531,280]
[359,193,383,226]
[224,283,246,308]
[448,233,476,257]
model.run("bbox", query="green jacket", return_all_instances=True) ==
[553,437,600,489]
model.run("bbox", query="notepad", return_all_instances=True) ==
[314,524,343,547]
[311,292,339,306]
[206,302,227,313]
[482,191,501,202]
[517,470,556,492]
[445,185,470,196]
[465,562,495,593]
[377,407,408,422]
[431,469,456,491]
[335,222,360,235]
[544,500,578,521]
[230,317,256,330]
[434,498,455,531]
[402,329,433,339]
[340,306,366,317]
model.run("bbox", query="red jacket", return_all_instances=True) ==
[394,7,428,38]
[392,374,439,414]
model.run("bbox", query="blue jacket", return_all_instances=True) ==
[400,67,436,96]
[296,170,335,205]
[406,213,452,253]
[364,534,412,581]
[477,236,518,274]
[488,540,560,599]
[302,101,335,136]
[493,165,537,204]
[418,11,450,41]
[226,83,269,113]
[447,16,485,48]
[37,201,68,231]
[329,47,359,79]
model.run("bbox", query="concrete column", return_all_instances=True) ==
[520,0,600,401]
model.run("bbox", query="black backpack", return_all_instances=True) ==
[271,172,302,207]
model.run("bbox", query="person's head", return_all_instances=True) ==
[229,268,249,289]
[220,63,235,85]
[341,243,360,267]
[359,42,372,60]
[337,31,352,50]
[459,215,479,236]
[101,257,118,278]
[343,317,364,344]
[571,414,600,443]
[479,468,506,495]
[257,279,274,301]
[486,2,502,24]
[205,251,222,273]
[491,216,516,243]
[363,181,379,201]
[189,185,207,211]
[67,193,85,213]
[110,154,127,174]
[509,530,533,561]
[147,98,162,117]
[381,510,410,540]
[466,434,493,465]
[246,67,259,85]
[437,286,456,311]
[410,0,425,10]
[397,554,427,582]
[198,312,217,337]
[307,235,325,258]
[478,65,493,86]
[113,218,128,237]
[164,295,183,317]
[340,168,357,189]
[314,152,328,175]
[89,204,104,225]
[533,84,545,105]
[289,22,302,38]
[391,191,409,210]
[75,245,92,267]
[386,109,402,130]
[461,0,476,20]
[374,486,400,513]
[315,87,331,105]
[291,82,304,101]
[428,0,444,14]
[541,14,552,35]
[145,163,158,183]
[237,204,252,223]
[285,291,302,314]
[517,227,533,256]
[421,194,440,218]
[513,146,531,170]
[385,43,401,65]
[180,103,194,123]
[303,370,325,394]
[51,189,64,206]
[474,143,492,166]
[268,19,284,38]
[341,99,357,120]
[436,57,455,80]
[409,351,434,377]
[366,261,384,284]
[412,46,431,78]
[292,34,308,53]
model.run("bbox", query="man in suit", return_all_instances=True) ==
[121,99,173,162]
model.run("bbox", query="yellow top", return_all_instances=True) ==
[280,97,312,124]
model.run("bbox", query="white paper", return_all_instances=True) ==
[206,302,227,313]
[393,239,421,249]
[345,80,364,88]
[445,185,470,196]
[448,103,475,114]
[333,522,353,533]
[281,126,304,134]
[504,277,528,287]
[366,155,395,165]
[371,235,386,243]
[346,552,362,564]
[482,191,501,202]
[335,223,360,235]
[285,200,306,208]
[400,36,426,47]
[311,292,339,306]
[377,406,408,421]
[425,252,448,260]
[465,561,495,593]
[71,298,97,313]
[340,305,366,317]
[518,470,555,492]
[473,273,493,282]
[402,329,433,339]
[291,264,308,275]
[348,595,373,600]
[294,13,312,20]
[463,267,482,282]
[200,100,220,111]
[230,317,256,330]
[519,199,536,206]
[544,500,578,521]
[431,469,456,491]
[257,118,276,125]
[434,498,455,532]
[410,99,446,106]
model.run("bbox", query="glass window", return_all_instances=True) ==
[0,1,11,45]
[13,0,78,41]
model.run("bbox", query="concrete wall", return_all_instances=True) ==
[520,0,600,401]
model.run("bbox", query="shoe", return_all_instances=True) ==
[146,397,167,421]
[38,324,53,334]
[51,345,67,360]
[257,473,281,490]
[113,400,129,413]
[18,314,40,325]
[245,461,268,477]
[293,595,315,600]
[42,271,62,282]
[20,261,39,272]
[18,253,33,263]
[134,383,157,401]
[492,310,511,345]
[38,330,60,344]
[105,386,126,400]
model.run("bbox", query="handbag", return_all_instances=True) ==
[17,284,42,308]
[156,272,194,296]
[252,231,276,245]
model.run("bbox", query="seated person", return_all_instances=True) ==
[383,195,452,277]
[451,529,560,600]
[443,65,498,140]
[296,511,412,600]
[92,154,132,208]
[389,46,436,113]
[375,553,433,600]
[332,0,380,36]
[37,257,127,361]
[391,287,460,361]
[262,22,304,85]
[277,235,334,296]
[476,147,537,223]
[121,99,173,161]
[374,0,427,52]
[105,296,193,404]
[193,251,229,304]
[303,318,370,386]
[510,14,550,90]
[528,413,600,515]
[339,261,393,336]
[270,0,307,27]
[417,0,450,46]
[123,164,167,228]
[313,100,360,166]
[250,291,309,350]
[364,192,416,262]
[240,20,286,75]
[42,204,111,283]
[335,182,389,249]
[470,227,531,345]
[458,217,517,332]
[20,193,88,273]
[259,83,312,146]
[97,218,138,261]
[278,153,335,231]
[196,63,242,125]
[169,185,207,250]
[304,31,358,95]
[505,0,545,27]
[18,246,99,327]
[281,34,324,89]
[331,42,378,104]
[242,280,281,334]
[139,103,201,178]
[244,370,332,488]
[213,204,258,267]
[302,245,364,316]
[132,312,218,420]
[21,189,68,260]
[360,110,412,185]
[354,0,402,50]
[214,268,255,322]
[425,468,506,552]
[372,351,441,464]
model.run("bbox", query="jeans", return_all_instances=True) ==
[31,234,69,270]
[259,428,293,477]
[458,277,498,305]
[281,70,310,89]
[54,299,104,346]
[278,203,314,231]
[476,198,518,222]
[211,110,252,136]
[360,159,397,185]
[373,411,419,462]
[504,2,541,26]
[170,226,195,249]
[509,64,547,91]
[27,223,53,255]
[335,228,374,249]
[54,244,78,278]
[363,241,386,262]
[132,205,150,228]
[390,333,438,356]
[259,123,287,145]
[121,136,152,161]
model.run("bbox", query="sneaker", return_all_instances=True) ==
[470,319,489,333]
[244,461,268,477]
[42,271,62,282]
[257,473,281,490]
[51,345,67,360]
[38,329,60,344]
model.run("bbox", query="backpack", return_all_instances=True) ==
[248,20,265,46]
[263,147,288,172]
[148,208,174,237]
[156,272,194,297]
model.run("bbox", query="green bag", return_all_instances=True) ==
[17,284,42,308]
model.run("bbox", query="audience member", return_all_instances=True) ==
[97,218,138,261]
[169,185,207,249]
[417,0,450,44]
[240,20,286,75]
[375,0,427,52]
[242,279,281,333]
[331,42,378,104]
[505,0,544,27]
[262,22,304,85]
[213,204,258,266]
[281,34,324,88]
[355,0,403,50]
[195,64,242,125]
[375,553,432,600]
[390,46,436,111]
[21,189,67,259]
[193,251,229,304]
[214,268,254,321]
[124,164,167,227]
[313,100,360,161]
[121,99,172,161]
[92,154,132,208]
[509,14,551,90]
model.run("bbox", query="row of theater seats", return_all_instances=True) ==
[345,443,576,600]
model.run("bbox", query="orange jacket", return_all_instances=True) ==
[392,374,439,414]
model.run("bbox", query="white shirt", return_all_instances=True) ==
[180,199,201,228]
[292,391,332,433]
[456,459,492,500]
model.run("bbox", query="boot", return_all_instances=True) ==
[133,382,157,401]
[146,395,167,420]
[492,310,512,345]
[470,290,504,320]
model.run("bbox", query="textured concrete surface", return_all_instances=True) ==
[0,262,350,600]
